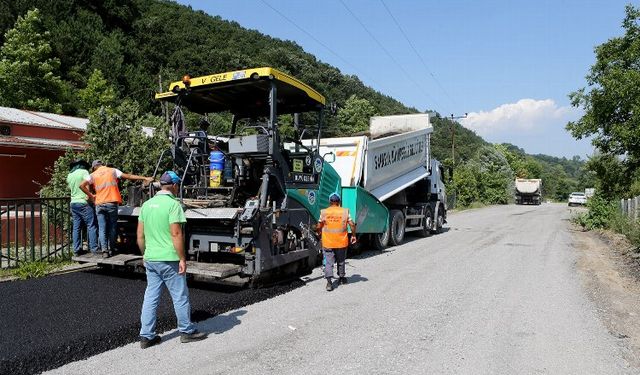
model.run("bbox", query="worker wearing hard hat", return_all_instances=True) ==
[317,193,357,291]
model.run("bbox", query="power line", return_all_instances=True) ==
[380,0,457,111]
[259,0,388,92]
[338,0,441,110]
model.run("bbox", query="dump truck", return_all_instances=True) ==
[514,178,542,205]
[299,113,448,249]
[74,67,346,286]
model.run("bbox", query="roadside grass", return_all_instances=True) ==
[610,214,640,250]
[0,257,75,280]
[454,201,487,211]
[572,195,640,251]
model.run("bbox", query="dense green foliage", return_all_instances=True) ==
[40,101,170,198]
[335,95,378,136]
[567,4,640,200]
[0,0,411,133]
[0,8,67,112]
[574,195,617,230]
[452,145,514,207]
[77,69,118,116]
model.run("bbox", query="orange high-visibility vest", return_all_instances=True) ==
[91,166,122,205]
[320,206,350,249]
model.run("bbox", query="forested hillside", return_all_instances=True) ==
[0,0,411,128]
[0,0,586,204]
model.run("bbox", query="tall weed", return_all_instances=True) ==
[574,195,617,230]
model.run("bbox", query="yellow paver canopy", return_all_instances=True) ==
[155,67,325,117]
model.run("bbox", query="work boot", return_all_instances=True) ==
[180,330,207,343]
[102,251,111,258]
[140,335,161,349]
[339,277,348,285]
[325,280,333,291]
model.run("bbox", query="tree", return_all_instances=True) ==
[335,95,377,136]
[0,8,66,113]
[567,5,640,197]
[77,69,117,115]
[471,145,514,205]
[83,100,169,178]
[452,164,479,207]
[41,100,170,198]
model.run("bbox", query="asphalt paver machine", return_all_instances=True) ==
[75,67,342,286]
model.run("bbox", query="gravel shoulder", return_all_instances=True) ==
[45,204,636,375]
[572,224,640,367]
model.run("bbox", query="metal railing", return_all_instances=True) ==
[620,196,640,221]
[0,197,71,269]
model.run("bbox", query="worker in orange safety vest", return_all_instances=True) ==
[80,160,153,258]
[316,192,356,291]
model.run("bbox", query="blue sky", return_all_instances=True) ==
[180,0,631,158]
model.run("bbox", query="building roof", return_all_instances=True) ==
[0,106,89,131]
[0,135,85,151]
[0,106,156,151]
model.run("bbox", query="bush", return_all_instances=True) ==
[574,195,617,230]
[610,213,640,249]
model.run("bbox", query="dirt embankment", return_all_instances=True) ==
[572,226,640,367]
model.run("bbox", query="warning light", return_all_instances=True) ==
[182,75,191,85]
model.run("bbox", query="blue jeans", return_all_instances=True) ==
[140,261,195,339]
[96,203,118,252]
[71,203,99,253]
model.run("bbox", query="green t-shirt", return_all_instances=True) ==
[67,169,90,204]
[139,191,186,261]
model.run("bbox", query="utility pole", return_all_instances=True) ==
[159,74,169,124]
[449,113,467,165]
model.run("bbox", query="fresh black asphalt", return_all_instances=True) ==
[0,269,302,375]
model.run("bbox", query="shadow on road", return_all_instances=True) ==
[198,309,247,335]
[347,273,368,284]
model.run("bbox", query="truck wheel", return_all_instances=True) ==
[416,207,433,238]
[371,227,390,250]
[433,208,444,234]
[389,209,405,246]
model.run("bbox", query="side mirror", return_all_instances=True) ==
[323,152,336,163]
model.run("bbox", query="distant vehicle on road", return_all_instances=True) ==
[568,192,587,206]
[515,178,542,205]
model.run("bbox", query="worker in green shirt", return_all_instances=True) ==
[137,171,207,349]
[66,159,99,255]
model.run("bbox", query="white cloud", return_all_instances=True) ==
[460,98,579,136]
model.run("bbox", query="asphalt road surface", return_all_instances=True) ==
[34,204,639,373]
[0,269,301,375]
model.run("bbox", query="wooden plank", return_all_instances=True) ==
[71,253,102,263]
[73,253,143,266]
[186,261,241,278]
[96,254,143,266]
